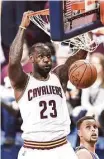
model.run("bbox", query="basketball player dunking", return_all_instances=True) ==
[76,116,100,159]
[8,11,87,159]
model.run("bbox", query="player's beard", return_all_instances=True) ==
[34,63,52,76]
[84,135,97,145]
[40,65,52,74]
[37,65,52,78]
[89,136,98,144]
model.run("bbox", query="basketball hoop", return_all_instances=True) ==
[29,7,100,54]
[29,9,50,36]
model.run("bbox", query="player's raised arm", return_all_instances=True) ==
[8,11,32,90]
[52,49,88,92]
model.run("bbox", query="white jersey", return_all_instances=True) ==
[17,73,71,142]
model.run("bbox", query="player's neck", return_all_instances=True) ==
[80,141,96,153]
[31,71,49,81]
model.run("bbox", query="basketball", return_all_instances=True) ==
[68,60,97,89]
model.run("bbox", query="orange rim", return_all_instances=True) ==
[28,9,49,17]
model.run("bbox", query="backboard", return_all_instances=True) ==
[49,0,104,41]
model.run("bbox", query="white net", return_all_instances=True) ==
[29,10,50,36]
[62,33,99,54]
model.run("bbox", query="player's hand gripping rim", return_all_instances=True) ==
[19,11,34,29]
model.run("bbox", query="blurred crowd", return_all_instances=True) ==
[0,1,104,156]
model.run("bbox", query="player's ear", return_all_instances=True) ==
[29,54,34,63]
[78,130,82,137]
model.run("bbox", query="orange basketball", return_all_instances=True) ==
[68,60,97,89]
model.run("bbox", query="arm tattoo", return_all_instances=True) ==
[8,28,27,89]
[9,28,26,64]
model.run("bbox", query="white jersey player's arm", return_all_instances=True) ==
[52,49,88,92]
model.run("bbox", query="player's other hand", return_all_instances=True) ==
[20,11,34,28]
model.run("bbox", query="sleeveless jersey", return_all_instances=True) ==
[17,73,71,142]
[75,146,100,159]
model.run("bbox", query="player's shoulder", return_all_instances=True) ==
[51,64,64,76]
[50,71,59,80]
[27,73,38,81]
[76,148,92,155]
[76,147,93,159]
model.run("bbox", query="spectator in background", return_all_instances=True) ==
[0,34,5,65]
[0,1,5,64]
[66,81,82,146]
[66,81,81,115]
[1,76,19,146]
[84,53,104,133]
[91,27,104,54]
